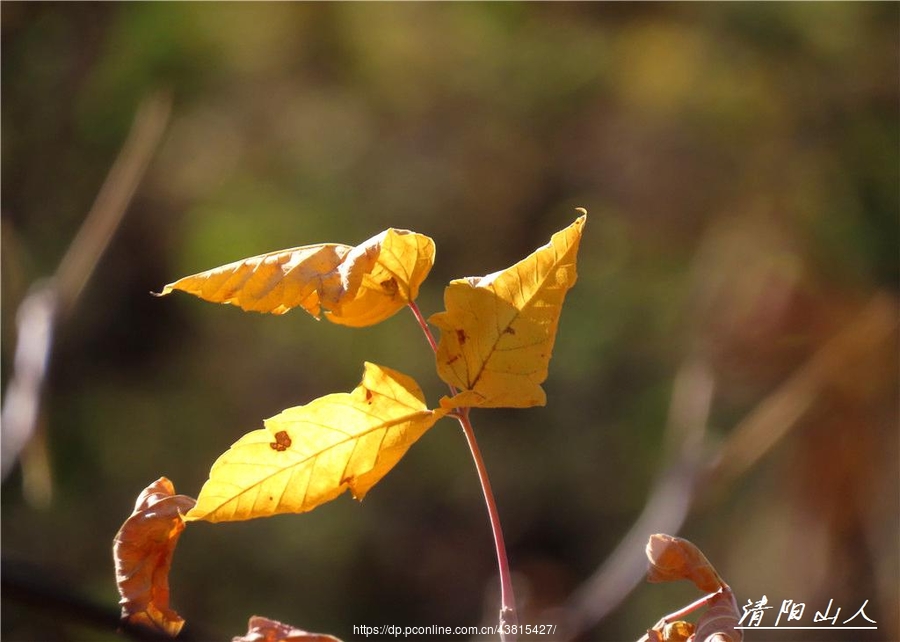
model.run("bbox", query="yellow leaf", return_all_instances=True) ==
[158,243,351,316]
[325,228,436,328]
[429,213,585,408]
[185,363,447,523]
[157,229,435,327]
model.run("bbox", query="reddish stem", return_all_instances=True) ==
[457,408,518,636]
[408,301,518,640]
[408,299,440,355]
[659,588,725,624]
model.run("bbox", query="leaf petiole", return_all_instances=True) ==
[408,298,440,355]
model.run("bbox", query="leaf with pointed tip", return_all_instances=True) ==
[157,229,434,327]
[430,214,585,408]
[158,243,351,316]
[644,534,742,642]
[113,477,196,638]
[185,363,447,523]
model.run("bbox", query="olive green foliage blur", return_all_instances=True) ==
[2,3,897,641]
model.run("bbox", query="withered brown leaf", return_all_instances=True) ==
[646,533,724,593]
[113,477,196,637]
[232,615,343,642]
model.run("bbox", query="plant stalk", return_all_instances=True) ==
[408,301,518,641]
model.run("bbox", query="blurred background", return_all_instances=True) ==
[2,3,897,641]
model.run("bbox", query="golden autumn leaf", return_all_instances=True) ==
[156,229,434,327]
[158,243,350,316]
[113,477,196,637]
[185,363,447,523]
[233,615,343,642]
[429,213,585,408]
[645,533,724,592]
[324,229,435,327]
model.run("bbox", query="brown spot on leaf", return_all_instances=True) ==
[381,277,399,297]
[365,389,373,403]
[456,329,467,345]
[447,354,460,365]
[504,326,516,335]
[270,431,292,452]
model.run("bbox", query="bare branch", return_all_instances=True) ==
[560,292,897,638]
[562,358,715,638]
[1,91,172,481]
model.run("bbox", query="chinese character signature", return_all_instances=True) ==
[738,597,876,628]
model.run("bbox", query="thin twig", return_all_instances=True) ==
[636,587,727,642]
[562,358,715,638]
[1,91,171,481]
[560,292,897,638]
[55,91,172,315]
[0,283,58,479]
[1,558,214,640]
[704,293,898,487]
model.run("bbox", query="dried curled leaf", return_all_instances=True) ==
[157,229,434,327]
[113,477,196,637]
[646,533,724,592]
[233,615,344,642]
[646,621,694,642]
[185,363,448,523]
[430,213,585,408]
[643,534,742,642]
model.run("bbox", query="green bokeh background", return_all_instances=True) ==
[2,3,897,641]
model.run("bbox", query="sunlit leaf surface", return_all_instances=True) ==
[185,363,447,523]
[430,214,585,408]
[158,229,435,327]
